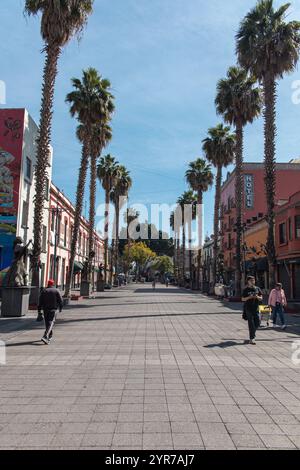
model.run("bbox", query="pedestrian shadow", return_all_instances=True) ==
[5,340,44,347]
[204,340,246,348]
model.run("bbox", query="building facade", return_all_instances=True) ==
[0,108,52,280]
[0,108,105,290]
[275,191,300,301]
[46,183,105,290]
[220,161,300,287]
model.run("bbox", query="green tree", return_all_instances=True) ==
[216,66,262,296]
[236,0,300,286]
[64,68,107,298]
[97,154,120,283]
[202,124,236,284]
[185,158,214,289]
[123,241,156,278]
[153,256,174,277]
[25,0,93,292]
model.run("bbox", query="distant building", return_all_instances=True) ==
[220,162,300,287]
[201,236,214,293]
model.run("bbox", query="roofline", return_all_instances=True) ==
[221,162,300,191]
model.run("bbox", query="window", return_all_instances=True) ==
[21,201,29,228]
[25,157,32,181]
[279,222,287,245]
[289,218,293,241]
[57,214,62,244]
[51,210,55,232]
[42,225,47,252]
[64,220,68,247]
[295,215,300,239]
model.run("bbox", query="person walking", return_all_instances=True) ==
[268,283,287,330]
[152,278,156,290]
[165,277,169,288]
[242,275,263,345]
[38,279,63,344]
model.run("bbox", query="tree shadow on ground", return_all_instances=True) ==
[56,311,229,325]
[134,288,194,294]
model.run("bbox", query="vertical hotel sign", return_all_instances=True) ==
[244,174,254,209]
[0,109,24,269]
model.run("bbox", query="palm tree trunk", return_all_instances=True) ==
[104,190,110,284]
[213,165,222,284]
[188,221,192,288]
[31,44,60,298]
[88,151,97,285]
[197,191,203,290]
[64,139,90,298]
[264,73,277,288]
[235,121,243,298]
[182,224,186,286]
[176,236,180,284]
[115,198,120,281]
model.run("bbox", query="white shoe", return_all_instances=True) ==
[249,339,256,345]
[273,323,277,328]
[281,324,287,330]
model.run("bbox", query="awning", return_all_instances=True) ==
[73,261,83,273]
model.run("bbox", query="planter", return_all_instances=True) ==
[96,279,105,292]
[80,281,91,297]
[1,286,31,317]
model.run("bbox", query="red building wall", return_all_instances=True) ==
[220,163,300,277]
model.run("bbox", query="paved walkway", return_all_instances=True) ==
[1,284,300,450]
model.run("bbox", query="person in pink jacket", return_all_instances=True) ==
[268,283,287,330]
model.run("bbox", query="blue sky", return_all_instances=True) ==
[1,0,300,237]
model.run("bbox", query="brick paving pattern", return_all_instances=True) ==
[0,284,300,450]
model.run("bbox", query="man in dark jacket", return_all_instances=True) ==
[38,279,63,344]
[242,276,263,345]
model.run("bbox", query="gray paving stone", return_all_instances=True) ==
[2,284,300,450]
[143,433,173,449]
[260,434,296,449]
[230,434,266,448]
[81,433,113,447]
[172,433,203,448]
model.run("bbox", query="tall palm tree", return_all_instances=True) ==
[177,191,197,286]
[89,123,113,281]
[64,68,107,299]
[215,66,262,296]
[110,166,132,281]
[97,154,119,283]
[202,124,236,284]
[25,0,93,292]
[236,0,300,286]
[185,158,214,289]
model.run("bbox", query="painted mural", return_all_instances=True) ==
[0,109,24,270]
